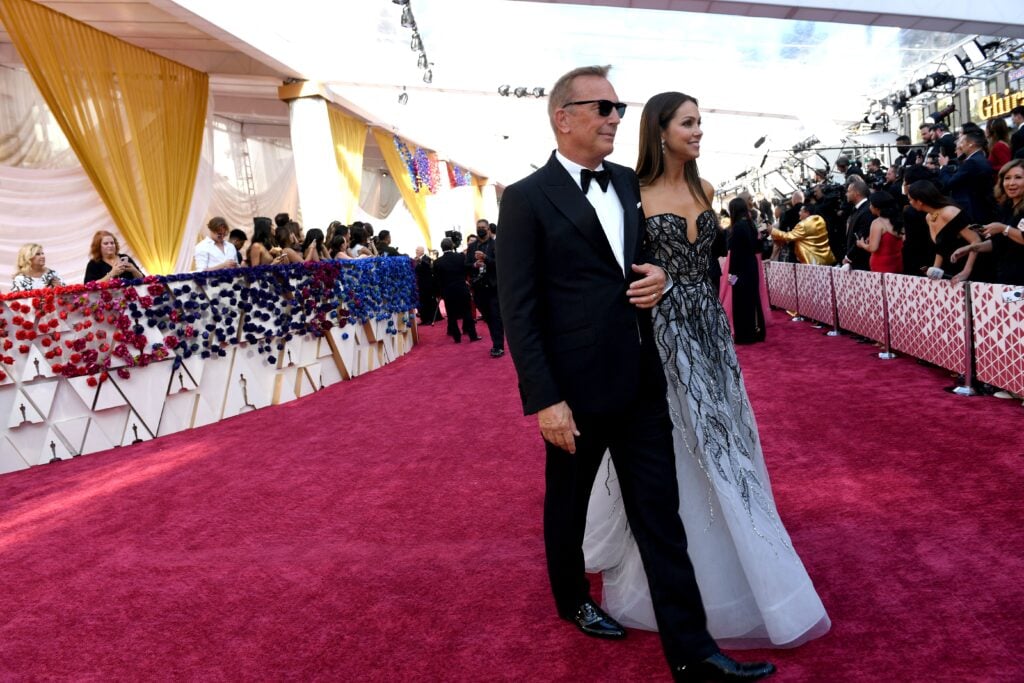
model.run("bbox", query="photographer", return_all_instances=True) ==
[466,219,505,358]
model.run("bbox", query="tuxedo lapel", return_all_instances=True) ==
[609,163,639,268]
[538,153,621,272]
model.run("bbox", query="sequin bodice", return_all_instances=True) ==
[644,211,719,286]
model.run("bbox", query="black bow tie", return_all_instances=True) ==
[580,168,611,194]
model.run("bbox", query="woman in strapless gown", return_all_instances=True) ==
[583,92,830,649]
[858,191,904,274]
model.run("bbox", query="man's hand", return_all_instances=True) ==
[475,251,486,262]
[627,263,666,309]
[538,401,580,454]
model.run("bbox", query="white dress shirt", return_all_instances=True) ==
[555,151,626,274]
[194,237,238,271]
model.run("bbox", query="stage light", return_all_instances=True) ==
[532,87,545,97]
[417,52,428,69]
[422,68,433,84]
[401,5,414,28]
[410,33,422,52]
[392,0,409,5]
[753,135,766,149]
[497,85,510,96]
[513,87,528,97]
[398,89,408,105]
[945,55,967,77]
[963,39,986,65]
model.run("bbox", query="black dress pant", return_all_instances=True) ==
[543,366,718,667]
[441,285,476,341]
[473,283,504,350]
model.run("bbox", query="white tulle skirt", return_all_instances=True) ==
[583,291,830,649]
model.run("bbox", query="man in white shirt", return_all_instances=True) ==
[193,216,239,271]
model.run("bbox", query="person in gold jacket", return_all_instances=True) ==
[771,203,836,265]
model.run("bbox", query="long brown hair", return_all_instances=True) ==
[89,230,119,262]
[636,91,709,210]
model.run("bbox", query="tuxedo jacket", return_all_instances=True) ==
[938,151,996,223]
[433,251,470,296]
[845,201,873,270]
[496,152,663,416]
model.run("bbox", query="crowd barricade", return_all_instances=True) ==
[763,262,1024,395]
[884,274,968,375]
[0,258,418,473]
[794,264,836,328]
[763,261,798,311]
[970,283,1024,397]
[831,269,887,345]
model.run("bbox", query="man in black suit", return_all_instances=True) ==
[466,218,505,357]
[1012,106,1024,159]
[433,238,479,343]
[497,65,773,682]
[414,246,438,325]
[938,128,997,224]
[843,177,872,270]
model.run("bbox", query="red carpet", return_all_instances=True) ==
[0,313,1021,682]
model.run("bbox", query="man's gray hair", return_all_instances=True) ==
[547,65,612,132]
[847,177,869,199]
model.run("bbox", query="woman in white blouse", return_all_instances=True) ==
[11,243,65,292]
[193,217,239,271]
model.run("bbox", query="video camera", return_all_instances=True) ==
[444,229,463,249]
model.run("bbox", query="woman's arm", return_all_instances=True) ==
[859,219,884,253]
[951,227,982,283]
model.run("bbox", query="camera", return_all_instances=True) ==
[444,229,462,249]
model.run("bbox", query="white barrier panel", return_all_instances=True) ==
[763,261,797,311]
[971,283,1024,396]
[885,274,967,373]
[794,264,835,327]
[832,270,886,343]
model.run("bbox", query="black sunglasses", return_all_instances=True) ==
[563,99,627,117]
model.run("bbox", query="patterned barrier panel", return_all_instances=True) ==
[971,283,1024,395]
[832,269,886,343]
[884,274,966,373]
[763,261,797,311]
[794,264,835,326]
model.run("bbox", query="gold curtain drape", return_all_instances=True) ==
[326,105,367,224]
[473,175,489,221]
[371,128,431,248]
[0,0,209,274]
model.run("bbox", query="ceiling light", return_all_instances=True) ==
[401,6,414,28]
[417,52,428,69]
[497,85,510,96]
[513,87,528,97]
[422,69,432,84]
[398,90,408,105]
[753,135,766,149]
[392,0,409,4]
[410,33,422,52]
[945,55,967,77]
[532,87,545,97]
[963,40,986,65]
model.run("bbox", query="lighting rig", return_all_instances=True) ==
[393,0,433,97]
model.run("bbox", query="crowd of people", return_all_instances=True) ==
[8,214,406,293]
[413,218,505,358]
[746,105,1024,289]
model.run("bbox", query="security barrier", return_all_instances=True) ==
[794,263,836,328]
[763,261,798,311]
[971,283,1024,397]
[831,269,887,344]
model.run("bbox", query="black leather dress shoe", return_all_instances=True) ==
[569,600,626,639]
[673,653,775,682]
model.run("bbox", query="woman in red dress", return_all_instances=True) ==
[857,191,904,273]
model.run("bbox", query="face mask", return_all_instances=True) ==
[476,229,488,239]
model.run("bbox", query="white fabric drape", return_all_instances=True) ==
[359,168,401,219]
[0,66,76,168]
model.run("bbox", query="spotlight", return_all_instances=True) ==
[945,54,967,77]
[398,89,408,105]
[531,87,545,97]
[916,78,929,93]
[401,5,414,28]
[417,52,428,69]
[497,84,510,96]
[513,87,528,97]
[753,135,766,149]
[422,68,432,84]
[963,39,986,65]
[410,33,422,52]
[392,0,409,4]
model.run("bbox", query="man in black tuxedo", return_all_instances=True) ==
[843,178,872,270]
[414,246,438,325]
[938,128,997,224]
[433,239,479,343]
[496,65,773,682]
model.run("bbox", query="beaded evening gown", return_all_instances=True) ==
[583,210,830,649]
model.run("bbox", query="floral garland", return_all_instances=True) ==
[413,147,440,194]
[394,136,418,192]
[0,258,417,385]
[448,163,473,188]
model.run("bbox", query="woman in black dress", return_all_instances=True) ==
[84,230,144,283]
[906,180,991,283]
[725,197,765,343]
[951,159,1024,286]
